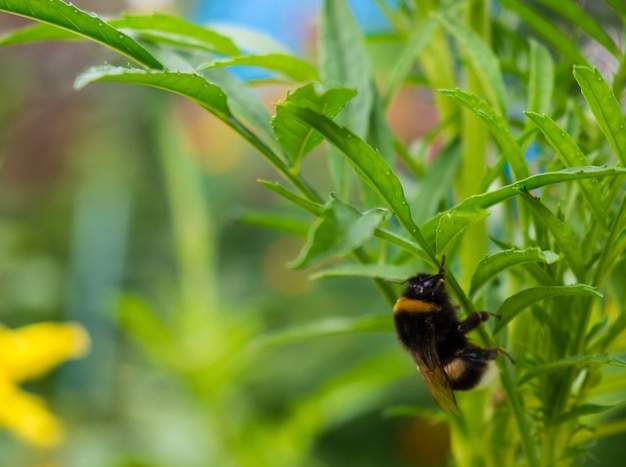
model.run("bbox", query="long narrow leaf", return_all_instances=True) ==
[525,112,607,226]
[436,12,507,115]
[574,66,626,166]
[282,106,433,257]
[470,248,560,297]
[493,285,602,335]
[421,166,626,244]
[441,89,529,180]
[200,54,319,82]
[0,0,163,69]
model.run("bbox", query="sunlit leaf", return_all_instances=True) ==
[0,0,163,69]
[0,23,78,45]
[200,54,319,82]
[110,13,240,56]
[526,40,554,119]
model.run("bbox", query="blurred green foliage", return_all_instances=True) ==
[1,1,626,467]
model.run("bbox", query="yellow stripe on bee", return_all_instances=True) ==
[393,297,441,314]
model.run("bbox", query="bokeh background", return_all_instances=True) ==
[0,1,446,466]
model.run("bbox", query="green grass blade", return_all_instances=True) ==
[282,106,433,257]
[436,12,507,115]
[291,196,388,268]
[498,0,589,65]
[469,247,560,297]
[493,285,602,335]
[109,13,240,56]
[199,54,320,82]
[525,112,608,226]
[441,89,529,180]
[0,0,163,69]
[574,66,626,166]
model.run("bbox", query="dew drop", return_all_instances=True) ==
[401,201,407,205]
[118,34,124,39]
[385,171,391,176]
[560,132,566,137]
[620,124,625,130]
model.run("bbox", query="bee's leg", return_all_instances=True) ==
[456,346,516,364]
[458,311,500,334]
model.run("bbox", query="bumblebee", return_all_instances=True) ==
[392,256,514,414]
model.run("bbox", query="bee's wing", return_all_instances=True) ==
[410,345,459,415]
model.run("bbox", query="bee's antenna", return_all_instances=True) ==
[439,255,446,275]
[384,278,408,285]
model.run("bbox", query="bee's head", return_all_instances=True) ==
[401,256,447,301]
[402,272,446,300]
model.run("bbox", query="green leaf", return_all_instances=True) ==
[574,66,626,166]
[282,106,432,256]
[493,285,602,336]
[421,166,626,246]
[110,14,240,56]
[258,180,323,216]
[273,84,357,169]
[254,314,393,347]
[534,0,619,56]
[470,248,560,297]
[237,211,310,237]
[0,22,79,45]
[435,210,490,254]
[436,12,507,115]
[441,89,529,180]
[520,192,585,280]
[291,195,388,268]
[199,54,319,82]
[525,112,607,226]
[209,24,290,55]
[518,354,625,385]
[384,17,438,102]
[321,0,374,196]
[117,295,170,347]
[311,264,416,281]
[552,404,614,426]
[75,66,231,119]
[498,0,589,65]
[526,40,554,119]
[605,0,626,17]
[0,0,163,69]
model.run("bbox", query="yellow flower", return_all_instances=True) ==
[0,322,90,448]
